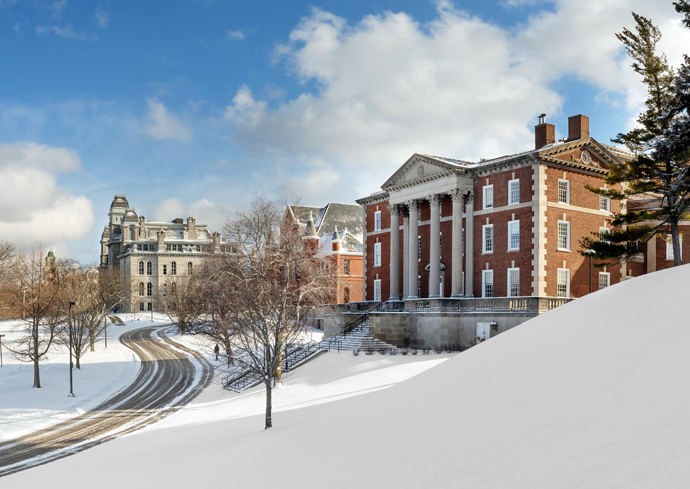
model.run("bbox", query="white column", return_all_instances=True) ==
[428,195,441,298]
[407,200,419,299]
[465,192,474,297]
[451,189,463,297]
[388,204,400,301]
[402,214,409,299]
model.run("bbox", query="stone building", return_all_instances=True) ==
[101,195,231,312]
[351,114,640,348]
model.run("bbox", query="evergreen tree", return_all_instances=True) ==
[581,13,683,265]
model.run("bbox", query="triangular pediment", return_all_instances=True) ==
[382,153,468,190]
[538,138,628,173]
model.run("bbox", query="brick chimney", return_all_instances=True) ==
[568,114,589,141]
[535,113,555,149]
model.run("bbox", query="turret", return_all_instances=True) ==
[301,211,319,255]
[332,226,342,252]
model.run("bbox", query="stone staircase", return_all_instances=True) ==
[320,317,396,353]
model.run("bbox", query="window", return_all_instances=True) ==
[598,272,610,290]
[374,242,382,267]
[508,221,520,251]
[507,268,519,297]
[373,279,382,301]
[374,211,382,231]
[129,228,134,240]
[344,259,351,275]
[188,262,193,275]
[482,224,494,253]
[558,179,570,204]
[171,262,177,275]
[139,302,144,312]
[417,235,422,261]
[138,282,144,296]
[138,261,144,275]
[482,270,494,298]
[146,261,152,275]
[462,228,465,256]
[508,179,520,205]
[439,232,442,258]
[417,275,422,298]
[140,244,148,251]
[666,237,683,261]
[557,268,570,297]
[558,221,570,251]
[483,185,493,210]
[163,264,167,275]
[147,302,152,312]
[599,227,610,244]
[343,287,350,303]
[600,193,611,212]
[147,282,153,297]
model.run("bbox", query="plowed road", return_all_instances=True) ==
[0,326,212,477]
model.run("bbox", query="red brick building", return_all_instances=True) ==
[357,114,635,305]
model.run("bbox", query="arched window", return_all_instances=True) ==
[171,262,177,275]
[147,261,152,275]
[171,282,177,294]
[188,262,193,275]
[343,287,350,304]
[139,282,144,296]
[138,261,144,275]
[147,282,153,296]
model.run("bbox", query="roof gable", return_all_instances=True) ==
[382,153,470,191]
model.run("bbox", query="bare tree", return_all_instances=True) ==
[6,247,65,388]
[213,196,336,429]
[157,274,207,336]
[0,241,16,320]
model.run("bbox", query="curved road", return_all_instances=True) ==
[0,325,212,477]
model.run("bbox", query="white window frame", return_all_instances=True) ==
[558,179,570,205]
[666,237,683,261]
[508,220,520,251]
[373,242,382,267]
[557,268,570,298]
[599,191,611,212]
[483,185,493,210]
[482,224,494,254]
[373,279,382,301]
[418,235,421,262]
[599,227,610,244]
[598,272,610,290]
[417,275,422,298]
[482,270,494,298]
[557,221,570,251]
[508,179,520,205]
[507,267,520,297]
[439,232,442,259]
[374,211,382,231]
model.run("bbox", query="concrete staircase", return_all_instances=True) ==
[320,317,396,353]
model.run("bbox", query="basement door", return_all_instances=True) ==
[476,322,491,341]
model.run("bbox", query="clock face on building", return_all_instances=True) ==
[581,150,591,163]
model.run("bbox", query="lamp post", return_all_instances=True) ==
[0,334,5,367]
[21,285,27,320]
[68,301,75,397]
[585,249,595,294]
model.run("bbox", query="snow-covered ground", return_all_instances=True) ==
[7,264,690,487]
[0,313,171,441]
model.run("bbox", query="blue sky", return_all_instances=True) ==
[0,0,687,262]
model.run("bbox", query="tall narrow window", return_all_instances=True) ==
[138,261,144,275]
[558,179,570,204]
[482,270,494,298]
[439,232,442,258]
[600,193,611,212]
[508,221,520,251]
[373,279,382,301]
[343,287,350,304]
[146,261,152,275]
[163,264,167,275]
[557,268,570,297]
[374,211,382,231]
[374,242,382,267]
[344,259,351,275]
[600,227,610,244]
[147,302,152,312]
[129,228,134,240]
[188,262,193,275]
[558,221,570,250]
[139,282,144,296]
[666,237,683,261]
[482,224,494,253]
[417,275,422,298]
[507,268,520,297]
[598,272,610,290]
[508,179,520,205]
[483,185,493,210]
[417,235,422,261]
[139,302,144,311]
[147,282,153,297]
[171,261,177,275]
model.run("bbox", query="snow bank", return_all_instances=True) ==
[6,265,690,487]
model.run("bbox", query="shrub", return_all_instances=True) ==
[352,348,360,356]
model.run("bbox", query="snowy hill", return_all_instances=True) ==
[6,265,690,487]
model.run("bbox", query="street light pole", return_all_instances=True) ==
[0,334,5,367]
[585,249,595,294]
[68,301,75,397]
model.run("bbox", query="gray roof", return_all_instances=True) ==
[110,195,129,209]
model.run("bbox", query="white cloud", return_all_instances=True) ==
[35,25,97,41]
[227,29,246,40]
[149,198,237,233]
[0,142,94,248]
[50,0,66,20]
[95,7,109,29]
[142,98,193,142]
[223,2,689,202]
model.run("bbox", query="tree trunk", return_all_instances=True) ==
[90,329,95,352]
[76,354,81,369]
[672,220,682,267]
[33,327,41,388]
[265,381,272,429]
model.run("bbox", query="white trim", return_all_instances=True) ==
[557,268,570,298]
[558,179,570,205]
[599,226,610,244]
[373,279,382,301]
[508,220,520,251]
[598,272,610,290]
[508,179,520,205]
[374,211,382,231]
[599,191,611,212]
[557,220,570,251]
[373,242,382,267]
[483,185,493,210]
[482,224,494,254]
[666,236,683,261]
[482,269,494,298]
[507,267,520,297]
